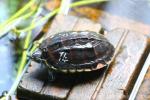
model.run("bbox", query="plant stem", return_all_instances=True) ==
[14,3,43,33]
[10,61,31,95]
[59,0,72,15]
[0,0,36,28]
[0,31,32,100]
[17,31,32,76]
[0,5,42,99]
[0,0,37,37]
[15,8,60,33]
[0,9,36,37]
[0,61,31,100]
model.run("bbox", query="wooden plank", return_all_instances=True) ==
[135,54,150,100]
[129,53,150,100]
[72,18,101,32]
[95,29,148,100]
[17,14,102,100]
[46,14,78,38]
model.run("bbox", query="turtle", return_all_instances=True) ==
[31,31,114,80]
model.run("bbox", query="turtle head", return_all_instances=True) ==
[31,49,43,63]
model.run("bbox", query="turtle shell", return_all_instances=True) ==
[40,31,114,72]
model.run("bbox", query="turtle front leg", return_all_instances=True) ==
[48,70,55,81]
[41,60,56,81]
[41,62,56,81]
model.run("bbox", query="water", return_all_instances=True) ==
[0,0,14,95]
[0,36,14,94]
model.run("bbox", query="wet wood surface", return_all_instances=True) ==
[17,14,148,100]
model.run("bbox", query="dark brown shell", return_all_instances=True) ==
[40,31,114,72]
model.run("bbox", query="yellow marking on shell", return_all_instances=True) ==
[76,69,84,72]
[44,59,106,73]
[97,63,105,69]
[84,69,92,72]
[61,69,68,73]
[51,66,57,70]
[44,60,58,71]
[68,69,76,73]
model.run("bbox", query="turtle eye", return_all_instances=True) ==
[31,49,42,63]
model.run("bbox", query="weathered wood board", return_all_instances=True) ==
[17,15,148,100]
[96,29,148,100]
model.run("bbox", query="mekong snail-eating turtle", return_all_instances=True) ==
[32,31,114,75]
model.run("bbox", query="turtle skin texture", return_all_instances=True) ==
[39,31,115,72]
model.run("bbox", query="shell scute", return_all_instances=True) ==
[38,31,114,72]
